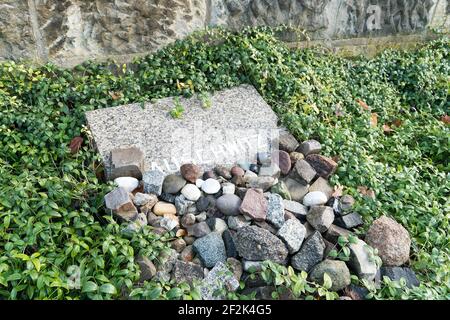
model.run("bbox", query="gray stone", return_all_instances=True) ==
[308,177,333,200]
[203,171,217,180]
[236,187,248,199]
[122,214,148,235]
[155,249,178,275]
[143,170,165,196]
[246,176,277,191]
[181,213,196,227]
[380,267,420,288]
[297,140,322,156]
[187,222,211,238]
[160,217,178,231]
[227,215,251,230]
[289,152,305,166]
[337,195,356,214]
[235,226,288,264]
[200,262,240,300]
[196,195,215,212]
[259,163,281,179]
[306,206,334,233]
[193,232,227,268]
[276,218,306,254]
[266,193,285,229]
[196,212,208,222]
[290,159,317,184]
[348,239,378,281]
[86,85,278,174]
[175,194,195,216]
[159,192,177,203]
[303,191,328,207]
[104,187,138,221]
[254,220,277,235]
[222,229,238,258]
[243,260,264,273]
[304,222,315,238]
[136,255,157,283]
[291,231,326,272]
[283,199,308,218]
[227,257,243,281]
[257,152,272,166]
[214,165,232,179]
[324,224,353,244]
[162,174,186,194]
[207,217,228,234]
[172,260,204,285]
[283,178,309,202]
[309,260,351,291]
[147,212,161,227]
[133,192,154,207]
[109,147,144,180]
[335,212,364,229]
[243,170,258,182]
[183,236,196,246]
[277,128,300,153]
[216,194,242,216]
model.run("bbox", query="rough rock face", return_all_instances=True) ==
[291,231,326,272]
[235,226,288,264]
[365,216,411,267]
[34,0,207,65]
[309,260,351,291]
[1,1,445,65]
[0,0,36,61]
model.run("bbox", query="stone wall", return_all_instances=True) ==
[0,0,448,66]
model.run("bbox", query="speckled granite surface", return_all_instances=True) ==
[85,85,279,174]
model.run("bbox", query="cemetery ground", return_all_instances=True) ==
[0,27,448,300]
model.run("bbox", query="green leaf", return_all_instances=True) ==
[82,281,98,293]
[31,258,41,272]
[166,287,183,300]
[99,283,117,295]
[7,273,22,282]
[147,287,162,300]
[323,273,333,290]
[190,288,202,300]
[13,253,30,261]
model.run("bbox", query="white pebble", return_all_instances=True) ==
[303,191,328,207]
[201,178,221,194]
[181,184,201,201]
[195,179,204,188]
[114,177,139,193]
[222,182,236,194]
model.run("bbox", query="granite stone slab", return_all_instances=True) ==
[85,85,280,178]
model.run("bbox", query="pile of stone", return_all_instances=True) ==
[104,131,416,299]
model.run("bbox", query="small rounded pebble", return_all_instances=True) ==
[201,178,221,194]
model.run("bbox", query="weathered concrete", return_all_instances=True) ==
[85,84,279,176]
[0,0,448,66]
